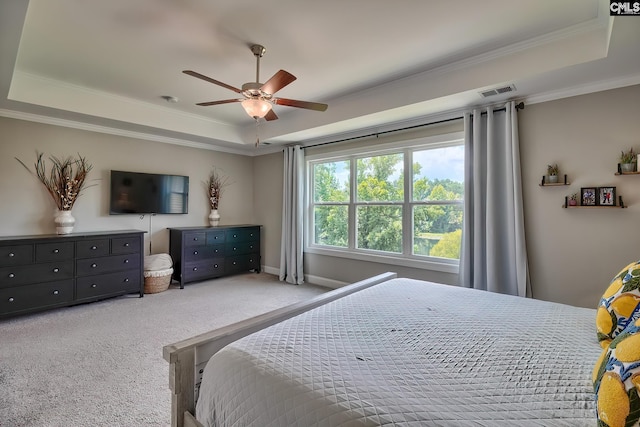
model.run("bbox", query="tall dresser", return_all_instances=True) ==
[0,230,144,319]
[168,225,261,288]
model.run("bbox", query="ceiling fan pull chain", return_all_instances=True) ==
[255,118,260,147]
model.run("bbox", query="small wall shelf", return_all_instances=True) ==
[562,195,627,208]
[615,163,639,175]
[540,174,570,186]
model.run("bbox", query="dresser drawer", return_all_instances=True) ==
[76,239,110,258]
[36,241,74,262]
[183,245,224,262]
[0,279,74,316]
[225,227,259,243]
[183,259,225,282]
[184,232,206,247]
[206,230,225,245]
[76,253,140,277]
[76,270,140,300]
[225,241,259,256]
[0,244,33,267]
[111,236,140,255]
[0,261,74,288]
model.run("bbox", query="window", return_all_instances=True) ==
[307,133,464,272]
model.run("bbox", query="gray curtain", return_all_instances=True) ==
[460,101,530,297]
[279,145,305,284]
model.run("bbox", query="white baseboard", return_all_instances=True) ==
[261,265,347,289]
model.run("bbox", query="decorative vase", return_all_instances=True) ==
[547,175,559,184]
[621,163,635,173]
[54,209,75,234]
[209,209,220,227]
[569,199,577,206]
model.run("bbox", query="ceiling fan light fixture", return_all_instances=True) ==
[241,98,272,119]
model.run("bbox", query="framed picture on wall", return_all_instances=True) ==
[598,187,616,206]
[581,187,597,206]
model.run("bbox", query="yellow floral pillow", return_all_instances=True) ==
[597,261,640,348]
[592,318,640,427]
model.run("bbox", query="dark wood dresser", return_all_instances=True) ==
[168,225,261,288]
[0,230,144,319]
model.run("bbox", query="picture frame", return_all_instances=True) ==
[598,186,616,206]
[581,187,597,206]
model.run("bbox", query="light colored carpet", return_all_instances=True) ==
[0,273,328,427]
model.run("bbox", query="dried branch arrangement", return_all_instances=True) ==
[16,152,93,211]
[207,168,231,210]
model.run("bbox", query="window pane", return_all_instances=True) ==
[413,146,464,201]
[356,205,402,253]
[314,161,349,202]
[356,154,403,202]
[314,205,348,247]
[413,205,463,259]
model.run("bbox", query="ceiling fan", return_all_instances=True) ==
[183,44,328,122]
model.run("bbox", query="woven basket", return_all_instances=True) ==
[144,268,173,294]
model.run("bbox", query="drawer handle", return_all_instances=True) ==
[214,249,219,253]
[233,261,237,265]
[214,236,218,239]
[53,268,59,273]
[193,237,198,241]
[124,278,129,282]
[91,284,97,288]
[233,247,237,251]
[233,234,237,238]
[8,252,14,257]
[91,263,97,268]
[91,246,97,250]
[214,264,218,268]
[124,243,130,247]
[124,259,129,264]
[249,245,254,250]
[53,290,59,295]
[8,273,15,278]
[8,297,14,302]
[193,267,198,271]
[250,233,254,237]
[193,251,198,255]
[53,249,59,254]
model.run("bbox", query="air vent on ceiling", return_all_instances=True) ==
[480,84,516,98]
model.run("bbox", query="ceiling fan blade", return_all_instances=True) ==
[260,70,296,95]
[196,99,241,106]
[273,98,328,112]
[264,109,279,121]
[183,70,243,94]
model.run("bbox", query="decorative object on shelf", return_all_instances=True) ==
[619,148,636,173]
[547,164,559,183]
[581,187,597,206]
[16,152,93,234]
[568,193,578,206]
[598,187,616,206]
[207,168,230,226]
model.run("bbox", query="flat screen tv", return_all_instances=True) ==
[109,170,189,214]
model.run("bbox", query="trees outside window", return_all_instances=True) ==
[308,135,464,268]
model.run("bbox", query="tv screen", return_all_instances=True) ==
[109,170,189,214]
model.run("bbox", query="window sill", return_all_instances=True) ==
[304,246,459,274]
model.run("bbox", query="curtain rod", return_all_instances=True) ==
[301,101,524,150]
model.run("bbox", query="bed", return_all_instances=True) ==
[163,272,603,427]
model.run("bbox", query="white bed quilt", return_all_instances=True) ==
[196,278,601,426]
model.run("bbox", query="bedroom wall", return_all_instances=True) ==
[519,84,640,308]
[0,117,255,255]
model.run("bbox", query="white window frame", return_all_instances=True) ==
[305,131,464,274]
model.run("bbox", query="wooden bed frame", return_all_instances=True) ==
[162,272,397,427]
